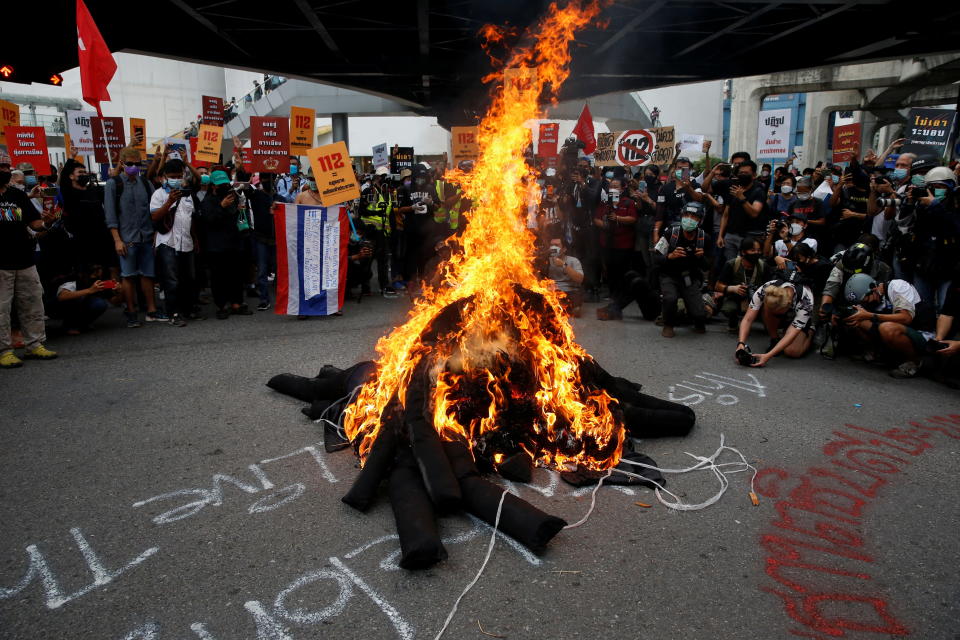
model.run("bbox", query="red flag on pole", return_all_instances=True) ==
[76,0,116,116]
[571,103,596,155]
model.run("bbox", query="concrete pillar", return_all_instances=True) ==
[332,113,349,148]
[727,77,765,160]
[860,111,879,152]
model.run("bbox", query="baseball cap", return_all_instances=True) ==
[210,170,231,186]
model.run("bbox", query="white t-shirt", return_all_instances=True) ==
[868,279,921,319]
[773,236,817,257]
[57,281,77,295]
[150,188,195,252]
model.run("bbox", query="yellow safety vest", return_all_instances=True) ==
[434,180,461,230]
[360,189,393,235]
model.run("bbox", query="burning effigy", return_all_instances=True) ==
[267,1,696,569]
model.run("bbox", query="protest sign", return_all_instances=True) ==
[249,116,289,172]
[6,127,49,170]
[163,137,190,162]
[290,106,315,155]
[202,96,224,127]
[451,127,479,165]
[757,108,792,158]
[371,143,389,170]
[308,141,361,207]
[91,117,126,164]
[678,133,705,153]
[195,124,223,164]
[832,123,861,164]
[66,110,97,155]
[0,99,19,147]
[537,123,559,158]
[390,146,414,174]
[902,107,956,159]
[594,126,675,168]
[129,118,146,160]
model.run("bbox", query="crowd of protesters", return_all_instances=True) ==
[0,131,957,387]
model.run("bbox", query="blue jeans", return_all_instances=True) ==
[254,238,276,304]
[156,244,196,317]
[61,295,108,330]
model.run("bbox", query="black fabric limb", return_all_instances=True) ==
[560,451,665,488]
[443,440,567,555]
[405,359,462,513]
[267,361,377,404]
[341,418,399,512]
[387,445,448,570]
[613,270,661,320]
[623,393,695,439]
[265,373,323,403]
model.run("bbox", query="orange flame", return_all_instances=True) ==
[343,1,624,471]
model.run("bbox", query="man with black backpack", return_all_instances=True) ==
[104,146,161,328]
[150,159,201,327]
[653,201,710,337]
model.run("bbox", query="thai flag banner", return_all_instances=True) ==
[273,203,349,316]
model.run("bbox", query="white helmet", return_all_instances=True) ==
[923,166,955,186]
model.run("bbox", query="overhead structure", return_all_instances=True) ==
[12,0,960,126]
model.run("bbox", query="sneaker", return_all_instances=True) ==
[662,326,675,338]
[0,351,23,369]
[23,345,58,360]
[654,314,664,327]
[216,308,231,320]
[125,312,142,328]
[381,288,399,299]
[231,304,253,316]
[889,361,920,379]
[169,314,187,327]
[145,311,168,322]
[188,312,207,321]
[257,301,271,311]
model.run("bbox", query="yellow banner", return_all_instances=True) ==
[308,141,360,207]
[195,124,223,164]
[0,99,20,147]
[290,106,315,156]
[129,118,147,160]
[451,126,479,165]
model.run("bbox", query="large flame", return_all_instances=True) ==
[343,1,624,471]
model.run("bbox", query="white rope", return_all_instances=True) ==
[313,384,365,439]
[563,469,612,529]
[433,489,509,640]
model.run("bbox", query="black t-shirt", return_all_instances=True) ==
[726,182,769,236]
[0,186,40,270]
[830,187,870,248]
[654,225,709,277]
[655,180,692,225]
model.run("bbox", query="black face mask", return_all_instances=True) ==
[742,252,761,262]
[644,175,657,186]
[0,171,11,187]
[216,185,232,198]
[737,174,752,187]
[76,174,91,186]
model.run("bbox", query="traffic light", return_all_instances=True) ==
[46,74,64,86]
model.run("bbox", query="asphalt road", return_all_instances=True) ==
[1,295,958,640]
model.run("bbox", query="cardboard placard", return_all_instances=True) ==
[129,117,146,161]
[308,141,360,207]
[91,117,126,164]
[163,137,190,163]
[593,126,675,168]
[451,126,479,165]
[289,106,315,156]
[902,107,956,159]
[249,116,290,172]
[832,123,861,163]
[6,126,49,171]
[678,133,705,153]
[195,124,223,164]
[0,99,19,147]
[371,143,389,169]
[66,110,97,155]
[537,123,559,158]
[756,108,792,159]
[390,146,414,174]
[202,95,224,127]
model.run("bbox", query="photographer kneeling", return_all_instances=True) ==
[715,237,768,333]
[735,276,815,367]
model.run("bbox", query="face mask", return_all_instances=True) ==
[680,217,699,232]
[308,180,318,192]
[737,175,752,186]
[0,171,11,187]
[891,168,907,181]
[25,175,37,187]
[780,185,793,194]
[933,188,948,200]
[674,169,684,180]
[797,192,811,201]
[290,165,299,175]
[200,174,211,186]
[645,176,657,186]
[790,223,803,236]
[604,171,614,179]
[124,165,140,177]
[216,185,232,197]
[166,178,183,190]
[761,170,770,177]
[823,175,833,184]
[12,182,25,190]
[911,174,925,186]
[76,174,91,186]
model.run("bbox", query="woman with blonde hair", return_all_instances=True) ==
[734,278,815,366]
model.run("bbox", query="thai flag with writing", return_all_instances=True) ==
[274,204,349,315]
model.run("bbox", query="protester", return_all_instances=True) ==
[543,236,585,317]
[150,158,200,326]
[276,156,302,203]
[199,170,252,319]
[359,167,397,297]
[717,160,768,263]
[52,264,110,335]
[715,237,768,333]
[764,210,817,258]
[593,177,637,296]
[653,201,709,337]
[250,172,278,311]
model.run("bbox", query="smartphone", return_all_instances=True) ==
[41,187,58,197]
[681,167,691,182]
[101,280,117,290]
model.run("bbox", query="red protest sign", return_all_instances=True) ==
[249,116,289,172]
[832,123,861,164]
[5,126,49,171]
[538,122,559,158]
[616,129,655,167]
[202,95,224,127]
[241,148,252,172]
[90,116,126,164]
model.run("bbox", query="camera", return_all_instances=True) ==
[875,196,900,208]
[736,346,758,366]
[910,186,929,200]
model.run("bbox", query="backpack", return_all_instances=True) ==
[667,224,705,253]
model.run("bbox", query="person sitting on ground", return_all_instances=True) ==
[821,236,893,323]
[653,201,710,337]
[841,273,927,379]
[735,276,815,367]
[541,236,584,317]
[715,237,768,333]
[53,264,111,335]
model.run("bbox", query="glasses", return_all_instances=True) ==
[124,161,142,167]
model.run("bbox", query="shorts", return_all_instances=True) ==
[119,241,156,278]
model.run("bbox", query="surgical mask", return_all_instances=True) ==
[790,223,803,236]
[797,192,812,201]
[200,174,211,186]
[674,169,684,180]
[165,178,183,190]
[605,171,614,179]
[933,188,948,200]
[780,185,793,194]
[911,174,925,186]
[308,180,318,192]
[124,165,140,177]
[761,170,770,177]
[290,164,299,175]
[891,168,907,181]
[737,175,752,186]
[608,188,620,202]
[25,175,37,187]
[680,216,699,231]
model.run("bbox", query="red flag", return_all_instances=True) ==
[76,0,117,116]
[571,103,596,155]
